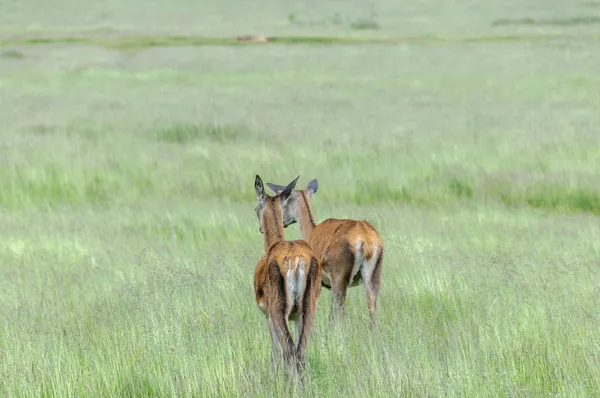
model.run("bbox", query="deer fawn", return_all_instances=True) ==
[267,178,383,329]
[253,175,321,386]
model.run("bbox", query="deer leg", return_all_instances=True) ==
[269,312,296,387]
[292,316,305,386]
[268,317,282,370]
[294,316,304,362]
[295,257,319,387]
[362,277,377,330]
[267,260,298,388]
[326,245,356,327]
[329,277,348,327]
[295,312,313,378]
[363,248,384,330]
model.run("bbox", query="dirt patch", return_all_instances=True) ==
[235,35,271,43]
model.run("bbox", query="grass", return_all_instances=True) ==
[0,49,25,59]
[492,16,600,26]
[155,123,247,144]
[2,0,600,396]
[349,19,381,31]
[2,33,600,50]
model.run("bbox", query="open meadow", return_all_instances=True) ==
[2,0,600,396]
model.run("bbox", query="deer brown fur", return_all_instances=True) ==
[267,178,383,329]
[253,175,321,386]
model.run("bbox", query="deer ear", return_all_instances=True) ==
[279,175,300,202]
[266,182,287,195]
[254,175,265,200]
[306,179,318,197]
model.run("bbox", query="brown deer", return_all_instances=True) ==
[253,175,321,386]
[266,178,383,329]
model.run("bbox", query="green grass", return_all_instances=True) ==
[0,49,26,59]
[492,16,600,26]
[2,0,600,396]
[5,33,599,50]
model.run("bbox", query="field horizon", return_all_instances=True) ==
[2,0,600,396]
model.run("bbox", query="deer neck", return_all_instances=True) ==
[297,192,317,242]
[262,202,286,253]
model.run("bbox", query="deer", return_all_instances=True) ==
[266,177,384,330]
[252,175,322,387]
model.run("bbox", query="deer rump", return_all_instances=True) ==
[266,243,318,323]
[309,219,382,289]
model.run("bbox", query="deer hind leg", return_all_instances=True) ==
[268,317,282,370]
[294,316,304,365]
[269,314,296,386]
[362,247,383,329]
[294,258,318,382]
[292,315,305,387]
[329,244,355,327]
[329,275,349,327]
[267,260,298,386]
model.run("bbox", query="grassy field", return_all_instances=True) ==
[2,0,600,396]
